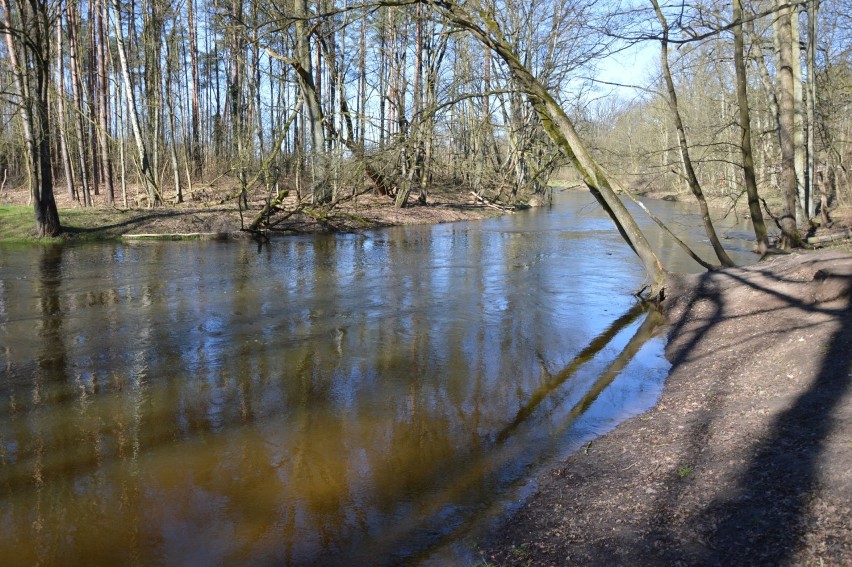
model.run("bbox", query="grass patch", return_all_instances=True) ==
[0,204,121,242]
[677,465,694,478]
[0,205,193,242]
[0,205,40,242]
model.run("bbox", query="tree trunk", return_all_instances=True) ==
[187,0,202,175]
[733,0,770,254]
[774,0,802,247]
[109,0,160,206]
[165,29,182,203]
[396,2,425,209]
[652,0,734,267]
[55,19,76,202]
[66,0,93,206]
[294,0,330,204]
[95,0,114,204]
[806,0,819,220]
[791,11,808,223]
[1,0,61,236]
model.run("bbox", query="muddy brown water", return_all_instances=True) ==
[0,193,758,565]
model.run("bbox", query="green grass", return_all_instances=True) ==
[0,204,167,242]
[0,205,40,242]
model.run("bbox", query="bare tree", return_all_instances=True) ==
[651,0,735,267]
[1,0,61,236]
[732,0,770,253]
[433,0,669,292]
[109,0,161,205]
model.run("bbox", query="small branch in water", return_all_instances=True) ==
[621,190,719,272]
[470,191,515,212]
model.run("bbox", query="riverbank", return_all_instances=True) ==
[0,183,503,242]
[480,249,852,565]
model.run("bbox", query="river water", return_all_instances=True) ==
[0,192,757,565]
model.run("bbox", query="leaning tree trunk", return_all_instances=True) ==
[732,0,770,254]
[652,0,734,267]
[436,1,668,293]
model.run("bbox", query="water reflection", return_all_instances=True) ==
[0,194,756,564]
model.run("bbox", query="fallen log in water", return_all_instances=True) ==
[121,232,249,241]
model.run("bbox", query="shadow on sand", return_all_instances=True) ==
[659,254,852,564]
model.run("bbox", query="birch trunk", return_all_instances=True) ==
[108,0,160,206]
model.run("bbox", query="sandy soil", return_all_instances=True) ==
[480,249,852,566]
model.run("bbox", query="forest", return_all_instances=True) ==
[3,2,852,563]
[1,0,850,257]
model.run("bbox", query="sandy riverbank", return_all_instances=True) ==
[0,181,505,241]
[480,250,852,566]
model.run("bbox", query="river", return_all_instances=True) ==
[0,192,757,565]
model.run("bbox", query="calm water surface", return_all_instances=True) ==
[0,193,757,565]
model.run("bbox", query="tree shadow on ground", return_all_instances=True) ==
[658,260,852,565]
[62,209,186,234]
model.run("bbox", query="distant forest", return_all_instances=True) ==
[1,0,850,241]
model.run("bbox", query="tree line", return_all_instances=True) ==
[1,0,850,288]
[585,0,850,251]
[1,0,572,232]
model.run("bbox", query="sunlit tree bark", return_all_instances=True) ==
[651,0,734,267]
[773,0,802,247]
[434,0,668,291]
[732,0,770,254]
[1,0,61,236]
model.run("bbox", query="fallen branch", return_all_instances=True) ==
[121,232,248,241]
[620,190,718,271]
[470,191,514,212]
[806,229,852,245]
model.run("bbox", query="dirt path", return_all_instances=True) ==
[481,250,852,566]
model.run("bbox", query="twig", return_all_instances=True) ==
[469,191,514,212]
[621,190,719,271]
[760,198,784,231]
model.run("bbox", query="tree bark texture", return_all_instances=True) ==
[733,0,770,254]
